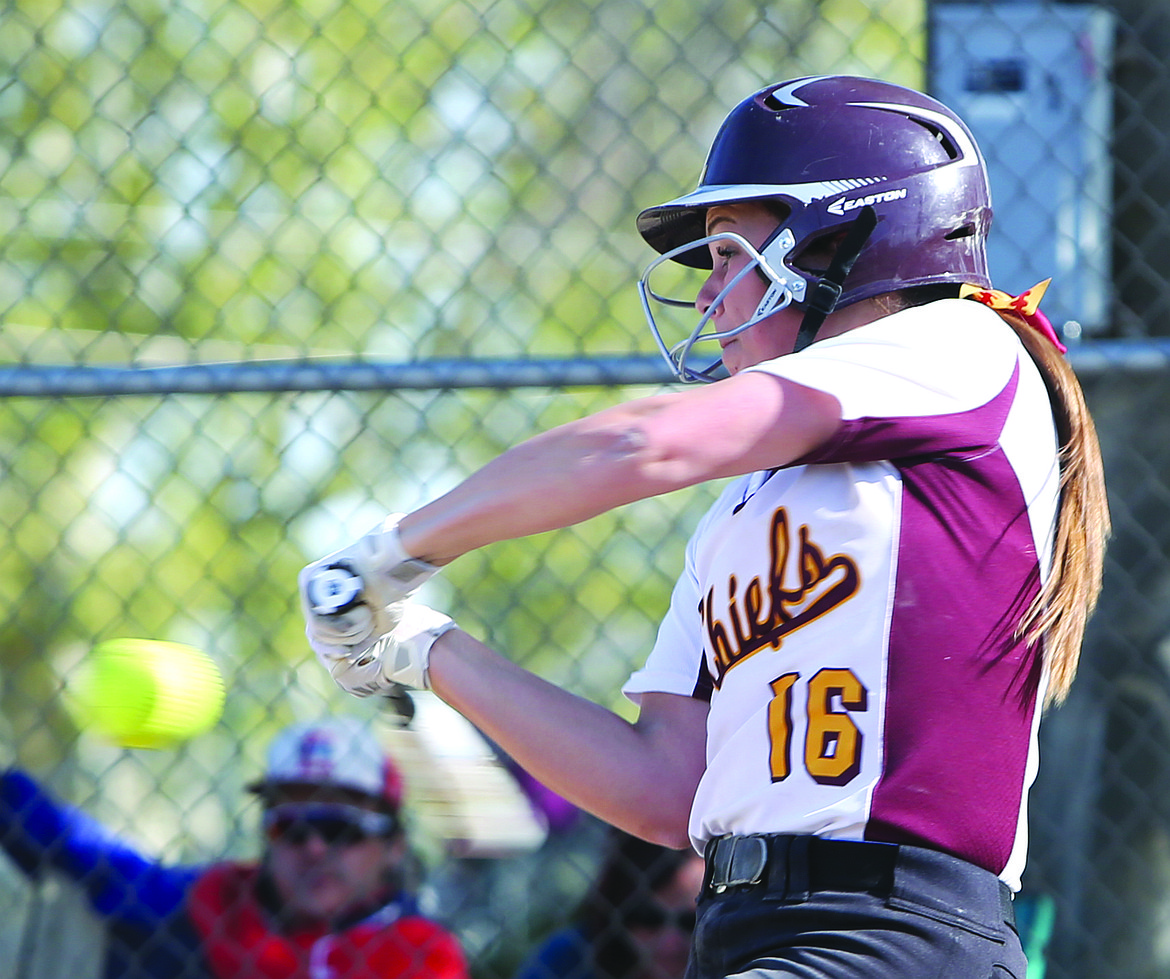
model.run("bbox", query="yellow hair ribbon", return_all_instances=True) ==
[960,278,1066,353]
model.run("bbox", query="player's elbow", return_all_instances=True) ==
[625,808,695,850]
[620,778,699,850]
[642,823,696,851]
[590,405,698,492]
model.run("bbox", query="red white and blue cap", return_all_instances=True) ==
[248,717,404,810]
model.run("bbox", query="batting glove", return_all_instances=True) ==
[311,601,457,696]
[298,513,440,649]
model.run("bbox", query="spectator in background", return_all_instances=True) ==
[0,717,469,979]
[514,830,705,979]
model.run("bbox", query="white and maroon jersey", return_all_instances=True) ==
[623,299,1060,891]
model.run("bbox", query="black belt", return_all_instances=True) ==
[704,834,896,895]
[702,834,1014,925]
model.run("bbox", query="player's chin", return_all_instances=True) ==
[719,349,743,376]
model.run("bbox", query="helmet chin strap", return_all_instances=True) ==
[793,205,878,353]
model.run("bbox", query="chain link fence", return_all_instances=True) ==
[3,0,1170,977]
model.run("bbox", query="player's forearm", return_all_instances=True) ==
[427,629,705,848]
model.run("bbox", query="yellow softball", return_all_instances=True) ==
[72,639,225,749]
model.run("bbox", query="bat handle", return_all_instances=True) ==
[306,562,365,615]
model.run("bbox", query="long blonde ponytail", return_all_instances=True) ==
[997,310,1111,706]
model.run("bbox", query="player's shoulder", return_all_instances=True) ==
[754,298,1024,420]
[836,297,1017,359]
[812,297,1020,383]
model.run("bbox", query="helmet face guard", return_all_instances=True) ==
[636,75,993,382]
[637,228,800,383]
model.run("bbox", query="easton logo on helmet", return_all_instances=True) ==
[827,187,908,216]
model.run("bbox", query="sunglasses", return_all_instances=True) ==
[263,803,397,847]
[622,903,697,934]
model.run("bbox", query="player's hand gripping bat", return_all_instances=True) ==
[299,513,438,644]
[299,515,451,692]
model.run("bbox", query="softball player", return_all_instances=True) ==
[299,76,1110,978]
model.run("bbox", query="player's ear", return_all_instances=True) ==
[791,230,848,276]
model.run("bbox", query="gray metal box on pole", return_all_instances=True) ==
[929,3,1114,337]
